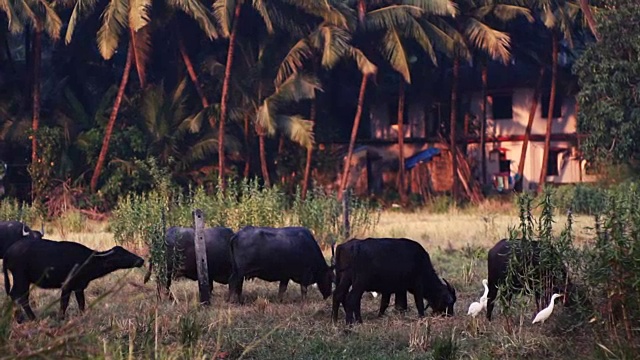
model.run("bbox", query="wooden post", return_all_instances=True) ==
[192,209,211,305]
[342,189,350,239]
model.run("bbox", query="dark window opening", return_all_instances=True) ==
[499,152,511,173]
[389,97,409,125]
[546,149,561,176]
[540,94,563,118]
[492,95,513,119]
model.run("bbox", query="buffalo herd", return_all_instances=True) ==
[0,220,569,324]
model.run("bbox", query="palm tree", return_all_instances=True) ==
[337,0,460,197]
[445,0,532,200]
[212,0,343,189]
[536,0,582,186]
[65,0,219,192]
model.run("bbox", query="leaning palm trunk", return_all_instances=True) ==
[179,34,215,124]
[538,34,559,187]
[301,98,316,200]
[243,112,251,177]
[90,45,133,192]
[517,67,545,181]
[258,127,270,187]
[339,73,369,197]
[397,82,407,203]
[450,58,459,201]
[218,3,242,190]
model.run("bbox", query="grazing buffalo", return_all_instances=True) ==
[3,238,144,321]
[143,226,234,294]
[486,238,572,321]
[332,238,456,324]
[227,226,333,303]
[0,221,43,258]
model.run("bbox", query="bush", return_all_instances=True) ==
[0,198,38,224]
[552,183,607,215]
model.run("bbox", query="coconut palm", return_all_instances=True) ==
[212,0,346,189]
[336,0,460,197]
[445,0,532,200]
[0,0,62,180]
[64,0,219,192]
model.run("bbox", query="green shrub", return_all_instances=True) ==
[0,198,38,224]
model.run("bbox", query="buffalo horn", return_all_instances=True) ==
[21,224,29,237]
[41,222,45,237]
[330,241,336,266]
[95,249,116,257]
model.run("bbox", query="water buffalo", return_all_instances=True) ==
[143,226,234,294]
[227,226,333,303]
[3,238,144,321]
[332,238,456,324]
[0,221,43,258]
[486,238,572,321]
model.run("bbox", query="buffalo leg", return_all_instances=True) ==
[278,281,288,302]
[486,281,499,321]
[75,291,85,312]
[332,278,350,323]
[60,289,72,317]
[346,288,365,324]
[9,277,36,321]
[378,293,391,317]
[394,292,408,312]
[227,270,243,304]
[413,282,425,317]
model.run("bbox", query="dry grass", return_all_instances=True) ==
[0,210,605,359]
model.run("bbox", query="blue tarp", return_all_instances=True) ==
[405,148,441,170]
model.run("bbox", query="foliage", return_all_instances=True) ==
[27,126,64,201]
[549,183,607,215]
[0,198,38,224]
[574,0,640,166]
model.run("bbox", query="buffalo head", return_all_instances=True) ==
[430,278,457,316]
[95,246,144,269]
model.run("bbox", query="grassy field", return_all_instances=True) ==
[0,210,605,359]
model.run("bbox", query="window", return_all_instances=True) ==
[499,152,511,173]
[540,94,563,118]
[492,95,513,119]
[546,149,562,176]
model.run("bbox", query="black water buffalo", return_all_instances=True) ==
[143,226,234,294]
[3,238,144,321]
[332,238,456,324]
[486,238,572,321]
[0,221,43,258]
[227,226,333,303]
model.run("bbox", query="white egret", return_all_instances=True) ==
[479,279,489,309]
[468,279,490,317]
[467,301,483,317]
[532,293,563,324]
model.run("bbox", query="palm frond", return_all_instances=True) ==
[15,0,38,28]
[276,115,314,150]
[141,84,163,137]
[273,74,322,103]
[184,137,219,163]
[168,0,218,39]
[488,4,533,23]
[128,0,150,32]
[419,16,460,59]
[365,5,422,32]
[318,24,351,69]
[179,106,209,134]
[464,18,511,64]
[38,0,62,40]
[212,0,236,38]
[350,47,377,76]
[256,100,276,135]
[402,0,457,17]
[65,0,98,43]
[274,37,313,88]
[381,28,410,83]
[96,0,130,60]
[0,0,24,33]
[130,25,152,87]
[404,17,436,65]
[252,0,274,34]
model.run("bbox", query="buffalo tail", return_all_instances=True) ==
[3,264,10,295]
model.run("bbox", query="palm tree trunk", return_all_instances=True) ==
[301,98,316,200]
[243,112,251,177]
[579,0,600,42]
[24,28,31,111]
[450,58,459,201]
[539,33,559,187]
[339,73,369,197]
[31,26,42,166]
[480,62,487,185]
[258,128,270,187]
[218,2,242,190]
[397,82,407,204]
[517,67,545,183]
[179,34,210,109]
[90,44,134,192]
